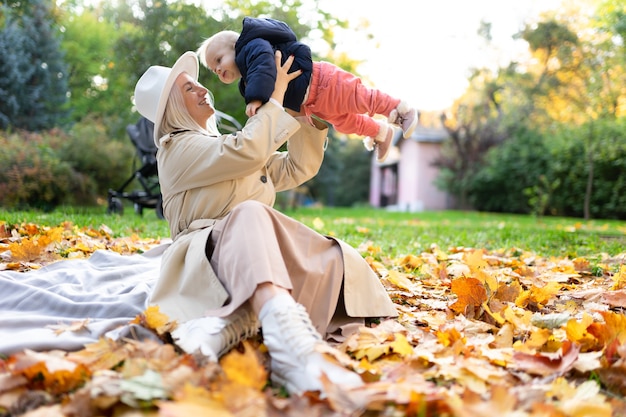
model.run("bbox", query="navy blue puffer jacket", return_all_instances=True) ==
[234,17,313,112]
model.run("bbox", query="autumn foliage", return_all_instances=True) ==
[1,220,626,416]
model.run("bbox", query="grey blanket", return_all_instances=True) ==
[0,244,170,356]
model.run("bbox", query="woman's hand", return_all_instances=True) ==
[270,51,302,105]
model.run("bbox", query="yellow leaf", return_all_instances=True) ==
[465,249,488,271]
[529,282,561,307]
[390,333,413,357]
[133,306,175,335]
[464,250,498,292]
[68,337,130,370]
[344,326,394,362]
[357,357,377,372]
[565,313,594,341]
[611,265,626,290]
[401,254,423,271]
[436,327,464,348]
[8,237,46,261]
[386,270,414,291]
[482,302,505,325]
[503,305,533,330]
[515,289,530,308]
[220,342,267,390]
[157,399,232,417]
[362,345,390,362]
[525,328,551,349]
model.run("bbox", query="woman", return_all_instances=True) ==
[133,50,397,396]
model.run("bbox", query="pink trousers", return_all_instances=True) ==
[303,61,401,138]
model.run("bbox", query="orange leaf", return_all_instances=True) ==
[0,222,10,239]
[494,280,522,303]
[450,277,488,315]
[10,350,91,395]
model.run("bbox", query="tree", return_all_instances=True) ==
[437,1,626,218]
[0,0,69,131]
[0,12,29,129]
[519,6,625,219]
[60,8,120,124]
[434,68,509,209]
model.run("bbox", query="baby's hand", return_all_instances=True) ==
[246,100,262,117]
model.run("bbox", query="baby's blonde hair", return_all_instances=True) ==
[196,30,239,69]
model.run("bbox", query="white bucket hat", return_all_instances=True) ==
[134,51,199,147]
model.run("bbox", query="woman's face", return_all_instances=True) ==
[175,72,214,126]
[205,41,241,84]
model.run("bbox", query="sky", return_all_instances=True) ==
[311,0,565,111]
[196,0,573,111]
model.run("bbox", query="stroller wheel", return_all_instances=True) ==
[156,195,165,220]
[107,198,124,215]
[134,203,144,216]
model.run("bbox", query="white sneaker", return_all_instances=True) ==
[171,307,259,361]
[259,295,364,396]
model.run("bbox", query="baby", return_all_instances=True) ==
[197,17,417,162]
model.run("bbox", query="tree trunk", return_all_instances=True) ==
[583,122,594,220]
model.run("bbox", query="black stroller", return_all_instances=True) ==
[107,111,242,219]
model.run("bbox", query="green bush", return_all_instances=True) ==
[0,131,92,211]
[465,118,626,220]
[63,116,136,197]
[0,119,136,210]
[550,119,626,219]
[309,135,372,207]
[466,127,551,214]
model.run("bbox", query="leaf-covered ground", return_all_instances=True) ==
[1,221,626,416]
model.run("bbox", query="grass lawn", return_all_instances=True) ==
[2,205,624,259]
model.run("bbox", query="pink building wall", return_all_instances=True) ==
[369,128,452,211]
[398,141,449,211]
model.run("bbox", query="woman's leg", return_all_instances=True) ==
[207,200,344,335]
[209,201,363,395]
[249,282,289,315]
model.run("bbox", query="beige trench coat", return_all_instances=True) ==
[149,103,397,322]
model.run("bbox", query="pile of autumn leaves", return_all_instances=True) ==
[1,221,626,416]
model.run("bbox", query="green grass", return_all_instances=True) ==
[1,205,625,258]
[286,207,626,259]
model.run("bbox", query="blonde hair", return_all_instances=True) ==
[196,30,239,70]
[160,83,220,139]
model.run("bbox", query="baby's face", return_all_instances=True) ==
[205,42,241,84]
